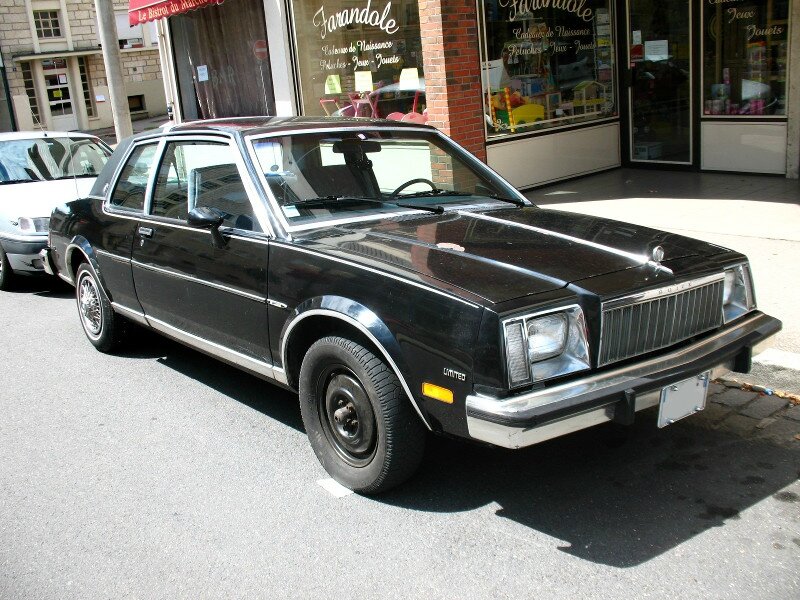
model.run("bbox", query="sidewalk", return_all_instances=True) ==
[528,168,800,394]
[84,114,170,147]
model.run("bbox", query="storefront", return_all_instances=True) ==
[151,0,797,187]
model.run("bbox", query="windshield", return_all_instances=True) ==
[0,137,111,184]
[250,130,520,227]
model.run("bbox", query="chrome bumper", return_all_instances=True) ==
[466,311,781,449]
[39,247,56,276]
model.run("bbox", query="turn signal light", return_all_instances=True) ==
[422,383,453,404]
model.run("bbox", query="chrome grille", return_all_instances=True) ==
[598,276,725,367]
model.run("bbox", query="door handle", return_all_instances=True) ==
[138,226,153,238]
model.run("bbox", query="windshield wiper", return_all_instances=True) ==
[53,173,97,180]
[0,179,38,185]
[294,195,445,215]
[484,193,527,208]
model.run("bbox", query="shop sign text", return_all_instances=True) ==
[499,0,594,23]
[313,0,399,40]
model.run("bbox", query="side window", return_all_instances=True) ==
[150,141,259,231]
[109,143,157,212]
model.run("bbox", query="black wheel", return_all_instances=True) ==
[0,246,13,291]
[299,336,426,494]
[390,178,438,197]
[75,263,125,352]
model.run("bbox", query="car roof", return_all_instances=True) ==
[163,116,434,137]
[0,130,102,141]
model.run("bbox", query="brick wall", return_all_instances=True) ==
[419,0,486,161]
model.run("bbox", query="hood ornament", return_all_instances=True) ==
[651,245,665,264]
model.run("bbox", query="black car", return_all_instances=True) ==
[42,117,781,493]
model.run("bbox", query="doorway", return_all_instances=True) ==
[42,58,78,130]
[625,0,692,165]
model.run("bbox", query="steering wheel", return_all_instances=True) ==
[390,178,438,197]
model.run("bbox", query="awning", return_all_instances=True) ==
[129,0,225,26]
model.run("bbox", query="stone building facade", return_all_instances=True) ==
[0,0,166,132]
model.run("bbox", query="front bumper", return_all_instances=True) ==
[0,235,48,274]
[466,311,781,449]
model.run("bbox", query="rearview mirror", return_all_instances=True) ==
[332,140,382,154]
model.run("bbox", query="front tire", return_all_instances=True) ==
[299,336,426,494]
[75,263,125,352]
[0,247,13,291]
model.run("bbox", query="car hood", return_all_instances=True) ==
[301,206,729,304]
[0,178,96,219]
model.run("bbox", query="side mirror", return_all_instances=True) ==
[187,206,224,228]
[187,207,226,248]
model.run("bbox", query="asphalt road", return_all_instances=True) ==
[2,277,799,599]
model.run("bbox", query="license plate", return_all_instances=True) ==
[657,371,710,428]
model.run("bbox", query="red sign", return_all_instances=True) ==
[253,40,268,62]
[128,0,224,26]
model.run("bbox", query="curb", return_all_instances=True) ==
[716,348,800,404]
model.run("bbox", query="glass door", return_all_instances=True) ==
[626,0,692,164]
[42,58,78,130]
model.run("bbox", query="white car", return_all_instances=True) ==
[0,131,111,290]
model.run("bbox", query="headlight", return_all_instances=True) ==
[504,305,591,388]
[17,217,49,233]
[723,263,755,323]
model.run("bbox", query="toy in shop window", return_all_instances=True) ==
[572,81,607,115]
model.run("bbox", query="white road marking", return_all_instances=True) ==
[317,478,354,497]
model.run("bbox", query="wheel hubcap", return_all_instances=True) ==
[78,276,102,336]
[320,370,377,466]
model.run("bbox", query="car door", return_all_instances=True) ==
[95,140,160,313]
[130,136,271,365]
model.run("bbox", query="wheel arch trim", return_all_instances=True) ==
[280,297,432,430]
[65,237,106,292]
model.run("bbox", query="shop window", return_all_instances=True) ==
[169,0,275,120]
[479,0,616,138]
[33,10,62,39]
[290,0,426,120]
[703,0,789,117]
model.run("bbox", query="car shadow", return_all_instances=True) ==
[378,412,800,568]
[125,331,304,433]
[101,320,799,568]
[7,276,73,298]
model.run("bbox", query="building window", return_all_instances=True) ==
[20,62,41,123]
[703,0,790,117]
[128,94,146,112]
[78,57,96,118]
[34,10,62,39]
[479,0,616,139]
[290,0,426,120]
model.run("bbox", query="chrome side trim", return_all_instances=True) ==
[466,311,774,433]
[271,241,480,308]
[146,314,278,381]
[602,273,725,311]
[130,259,267,303]
[110,302,148,326]
[58,272,73,285]
[267,299,288,309]
[280,308,432,430]
[462,211,673,274]
[95,249,132,264]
